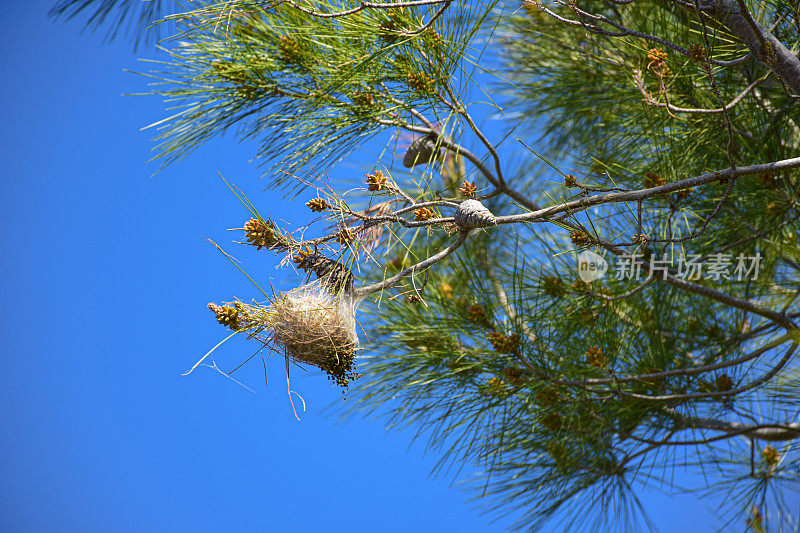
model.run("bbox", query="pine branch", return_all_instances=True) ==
[678,0,800,94]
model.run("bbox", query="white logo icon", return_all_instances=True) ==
[577,250,608,282]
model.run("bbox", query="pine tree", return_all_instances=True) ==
[55,0,800,530]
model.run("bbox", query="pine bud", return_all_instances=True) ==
[766,202,780,216]
[425,28,443,44]
[747,507,763,531]
[547,442,569,468]
[387,255,411,272]
[715,374,733,392]
[407,72,435,94]
[278,36,305,64]
[351,90,376,108]
[293,247,313,269]
[378,13,405,43]
[439,282,453,299]
[646,48,668,70]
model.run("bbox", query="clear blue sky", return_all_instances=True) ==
[0,2,755,531]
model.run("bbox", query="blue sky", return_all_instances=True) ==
[0,2,760,532]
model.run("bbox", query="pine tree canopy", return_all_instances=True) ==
[55,0,800,530]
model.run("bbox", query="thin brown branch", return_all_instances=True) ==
[285,0,449,18]
[634,70,769,114]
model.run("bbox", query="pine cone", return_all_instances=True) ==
[488,331,521,355]
[306,197,328,212]
[762,445,780,466]
[403,136,440,168]
[208,303,240,330]
[535,386,560,408]
[585,346,607,368]
[643,172,665,188]
[715,374,733,392]
[414,207,436,221]
[688,43,706,62]
[454,199,496,229]
[407,72,435,94]
[542,276,565,298]
[459,181,477,198]
[295,253,355,294]
[351,91,376,108]
[366,170,388,191]
[244,218,278,250]
[570,230,592,246]
[541,413,563,431]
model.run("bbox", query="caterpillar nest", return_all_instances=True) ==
[213,279,361,388]
[454,199,496,229]
[270,281,360,388]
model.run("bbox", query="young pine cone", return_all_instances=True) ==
[366,170,389,191]
[570,230,592,246]
[306,197,328,212]
[244,218,278,250]
[414,207,436,221]
[208,303,240,330]
[585,346,607,368]
[459,181,477,198]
